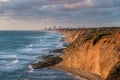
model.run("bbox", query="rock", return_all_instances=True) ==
[106,61,120,80]
[50,48,65,53]
[32,55,62,69]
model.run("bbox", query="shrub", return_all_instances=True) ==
[93,33,111,46]
[83,34,94,43]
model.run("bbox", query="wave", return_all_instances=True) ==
[11,59,19,64]
[32,56,36,60]
[0,54,16,59]
[74,75,86,80]
[28,65,34,70]
[28,65,34,73]
[26,44,33,48]
[25,48,33,51]
[56,42,66,48]
[17,48,33,52]
[66,72,72,76]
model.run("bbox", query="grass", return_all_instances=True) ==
[66,27,116,49]
[81,30,112,45]
[83,34,94,43]
[93,33,111,46]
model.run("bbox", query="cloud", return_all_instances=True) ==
[0,0,9,2]
[63,0,120,10]
[1,0,31,10]
[64,0,94,9]
[0,0,120,29]
[1,0,120,12]
[92,0,118,8]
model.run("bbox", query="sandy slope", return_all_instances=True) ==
[52,65,103,80]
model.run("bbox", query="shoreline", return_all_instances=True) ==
[51,28,120,80]
[51,65,103,80]
[51,30,103,80]
[32,29,104,80]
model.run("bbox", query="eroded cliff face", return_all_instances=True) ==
[53,29,88,43]
[55,28,120,80]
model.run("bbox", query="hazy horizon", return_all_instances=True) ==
[0,0,120,30]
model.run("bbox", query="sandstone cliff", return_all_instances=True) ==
[55,28,120,80]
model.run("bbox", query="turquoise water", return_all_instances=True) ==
[0,31,76,80]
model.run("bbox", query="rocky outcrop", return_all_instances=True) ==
[55,27,120,80]
[32,55,62,69]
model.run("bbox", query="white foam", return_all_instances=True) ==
[28,70,34,73]
[66,72,72,76]
[26,48,33,51]
[26,44,33,48]
[74,75,86,80]
[56,43,66,48]
[66,72,86,80]
[28,65,34,73]
[61,35,65,38]
[17,44,34,52]
[32,56,36,60]
[28,65,34,70]
[0,54,16,58]
[18,48,33,52]
[11,59,19,64]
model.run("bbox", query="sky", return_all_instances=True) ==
[0,0,120,30]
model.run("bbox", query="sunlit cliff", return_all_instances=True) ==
[54,27,120,80]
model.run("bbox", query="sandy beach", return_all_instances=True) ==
[52,65,103,80]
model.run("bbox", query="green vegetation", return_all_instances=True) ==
[80,28,112,45]
[93,33,111,45]
[83,34,94,43]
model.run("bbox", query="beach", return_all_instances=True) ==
[52,65,103,80]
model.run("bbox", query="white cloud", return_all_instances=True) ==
[64,0,94,9]
[0,0,9,2]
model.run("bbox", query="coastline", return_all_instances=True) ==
[51,28,120,80]
[33,28,120,80]
[51,29,103,80]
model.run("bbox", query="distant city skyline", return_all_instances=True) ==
[0,0,120,30]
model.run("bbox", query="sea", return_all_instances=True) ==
[0,31,81,80]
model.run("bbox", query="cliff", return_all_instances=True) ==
[54,27,120,80]
[54,29,84,43]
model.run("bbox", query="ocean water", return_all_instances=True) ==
[0,31,76,80]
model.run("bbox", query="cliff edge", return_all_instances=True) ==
[54,27,120,80]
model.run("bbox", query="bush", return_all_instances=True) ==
[83,34,94,43]
[93,33,111,46]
